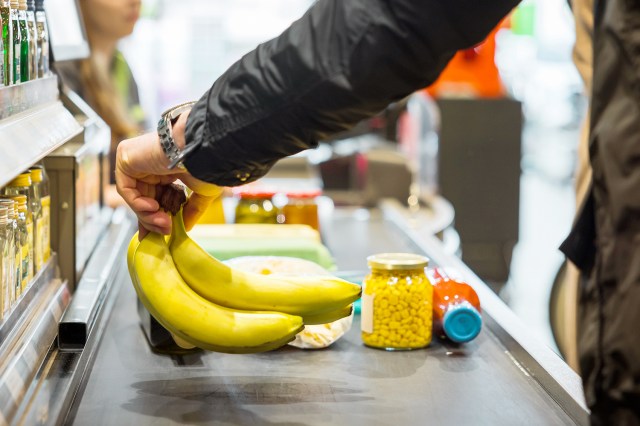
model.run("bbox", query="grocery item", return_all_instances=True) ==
[169,210,361,318]
[127,232,304,354]
[0,199,18,307]
[234,188,279,224]
[429,267,482,343]
[361,253,432,350]
[225,256,355,349]
[28,167,42,272]
[282,189,321,231]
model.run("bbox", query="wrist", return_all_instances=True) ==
[172,109,190,151]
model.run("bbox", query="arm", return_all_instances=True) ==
[183,0,520,185]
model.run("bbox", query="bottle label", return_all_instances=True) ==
[360,292,375,334]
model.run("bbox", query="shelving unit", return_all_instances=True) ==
[0,76,83,188]
[0,75,77,424]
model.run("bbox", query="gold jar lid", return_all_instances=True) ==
[367,253,429,270]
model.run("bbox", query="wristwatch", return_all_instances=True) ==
[158,101,196,170]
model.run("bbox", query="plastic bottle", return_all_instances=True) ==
[9,195,31,292]
[429,267,482,343]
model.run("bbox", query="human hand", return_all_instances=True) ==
[115,111,223,239]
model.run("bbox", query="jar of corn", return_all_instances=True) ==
[361,253,432,350]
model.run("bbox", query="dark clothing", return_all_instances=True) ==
[183,0,519,185]
[561,0,640,423]
[181,0,640,423]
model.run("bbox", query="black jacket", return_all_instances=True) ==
[183,0,519,186]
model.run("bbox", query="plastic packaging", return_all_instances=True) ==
[361,253,432,350]
[224,256,353,349]
[428,267,482,343]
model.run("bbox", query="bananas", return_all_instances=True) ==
[169,211,361,316]
[127,208,360,354]
[127,233,304,353]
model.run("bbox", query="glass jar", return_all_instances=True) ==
[234,190,279,224]
[0,198,19,307]
[361,253,432,350]
[282,189,321,231]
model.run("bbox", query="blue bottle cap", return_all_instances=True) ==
[442,302,482,343]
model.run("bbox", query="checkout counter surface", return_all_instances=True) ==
[63,205,584,425]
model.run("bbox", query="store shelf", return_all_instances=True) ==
[0,253,60,347]
[0,76,59,120]
[0,251,71,423]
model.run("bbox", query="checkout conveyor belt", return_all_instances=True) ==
[27,201,589,425]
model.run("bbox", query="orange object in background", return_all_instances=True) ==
[426,25,505,99]
[282,189,322,231]
[428,268,482,343]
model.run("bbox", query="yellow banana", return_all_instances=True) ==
[169,211,361,316]
[127,232,304,353]
[302,304,353,325]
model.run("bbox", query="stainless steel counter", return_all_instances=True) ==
[53,203,588,425]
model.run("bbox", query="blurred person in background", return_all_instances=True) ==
[55,0,144,207]
[113,0,640,423]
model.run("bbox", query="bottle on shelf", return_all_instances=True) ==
[0,198,19,309]
[31,164,49,262]
[1,0,12,86]
[28,167,42,272]
[10,0,19,84]
[17,0,28,82]
[34,0,46,77]
[0,10,4,86]
[428,267,482,344]
[9,195,31,293]
[25,0,34,80]
[0,205,10,319]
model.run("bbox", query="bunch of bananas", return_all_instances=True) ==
[127,210,361,354]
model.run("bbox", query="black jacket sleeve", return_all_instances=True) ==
[183,0,519,186]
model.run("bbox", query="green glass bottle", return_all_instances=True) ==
[0,11,4,86]
[17,0,27,82]
[10,0,19,84]
[26,0,34,80]
[1,0,12,85]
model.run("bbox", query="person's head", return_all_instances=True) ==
[80,0,141,48]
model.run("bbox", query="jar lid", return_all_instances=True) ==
[286,189,322,198]
[367,253,429,270]
[235,189,276,199]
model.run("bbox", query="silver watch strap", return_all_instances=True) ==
[158,101,196,170]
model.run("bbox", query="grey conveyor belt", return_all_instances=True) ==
[64,206,586,425]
